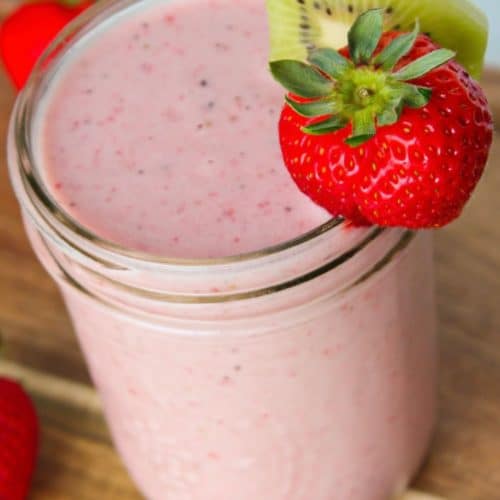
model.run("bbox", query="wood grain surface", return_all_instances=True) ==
[0,45,499,500]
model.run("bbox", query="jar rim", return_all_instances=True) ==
[12,0,351,268]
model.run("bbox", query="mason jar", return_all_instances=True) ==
[7,1,438,498]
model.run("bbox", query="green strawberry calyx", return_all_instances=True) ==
[270,9,455,147]
[58,0,92,8]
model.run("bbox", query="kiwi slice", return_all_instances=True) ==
[267,0,488,78]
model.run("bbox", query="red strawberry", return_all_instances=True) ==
[0,378,39,500]
[0,1,92,89]
[270,10,493,229]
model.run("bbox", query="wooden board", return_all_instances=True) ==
[0,42,499,499]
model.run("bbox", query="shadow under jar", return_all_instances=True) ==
[7,0,438,499]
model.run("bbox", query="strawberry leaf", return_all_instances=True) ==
[402,84,432,108]
[346,109,376,147]
[308,48,353,79]
[270,60,335,98]
[348,9,384,64]
[373,21,420,71]
[270,11,456,146]
[392,48,456,81]
[302,115,348,135]
[417,86,433,101]
[345,135,375,147]
[285,96,337,117]
[377,108,399,126]
[59,0,88,6]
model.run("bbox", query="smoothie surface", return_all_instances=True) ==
[35,0,330,258]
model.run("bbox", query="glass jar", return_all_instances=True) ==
[7,1,438,498]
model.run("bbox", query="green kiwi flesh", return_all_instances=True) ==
[267,0,488,79]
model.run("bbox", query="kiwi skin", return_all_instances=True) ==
[267,0,488,79]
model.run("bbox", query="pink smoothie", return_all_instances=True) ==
[35,0,330,258]
[8,0,439,499]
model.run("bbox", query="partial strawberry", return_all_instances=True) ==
[0,0,92,89]
[0,377,39,500]
[270,9,493,229]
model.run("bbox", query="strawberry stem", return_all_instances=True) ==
[269,9,457,147]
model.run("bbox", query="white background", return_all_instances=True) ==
[475,0,499,66]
